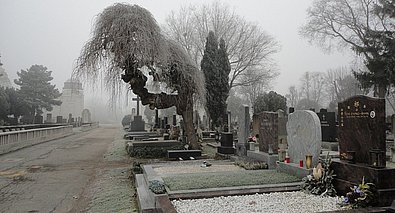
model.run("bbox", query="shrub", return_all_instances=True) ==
[149,180,166,194]
[339,177,378,209]
[301,156,337,197]
[130,145,184,158]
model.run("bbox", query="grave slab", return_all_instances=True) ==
[331,159,395,206]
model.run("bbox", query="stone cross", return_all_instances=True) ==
[132,96,141,116]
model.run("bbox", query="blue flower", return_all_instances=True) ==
[344,197,349,203]
[355,187,361,194]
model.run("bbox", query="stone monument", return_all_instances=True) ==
[129,96,146,132]
[236,105,249,156]
[258,112,278,154]
[316,109,337,142]
[286,110,322,166]
[332,95,395,206]
[81,109,91,123]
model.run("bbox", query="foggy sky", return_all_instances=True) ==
[0,0,353,99]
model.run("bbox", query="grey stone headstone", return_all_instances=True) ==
[129,115,146,132]
[287,110,322,166]
[82,109,91,123]
[237,105,250,144]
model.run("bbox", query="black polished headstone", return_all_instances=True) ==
[338,95,385,165]
[317,109,337,142]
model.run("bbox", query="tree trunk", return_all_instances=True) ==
[182,104,200,150]
[378,84,386,98]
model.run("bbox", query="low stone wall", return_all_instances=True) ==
[0,125,73,155]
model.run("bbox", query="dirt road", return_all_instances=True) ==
[0,125,136,213]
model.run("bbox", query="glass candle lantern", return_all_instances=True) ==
[369,149,386,168]
[305,155,313,169]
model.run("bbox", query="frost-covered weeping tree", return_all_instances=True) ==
[74,3,205,149]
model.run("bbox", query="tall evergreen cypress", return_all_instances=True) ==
[201,31,231,129]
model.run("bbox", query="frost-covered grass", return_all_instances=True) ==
[164,170,301,191]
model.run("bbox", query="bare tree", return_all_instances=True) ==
[74,4,205,149]
[325,67,362,103]
[239,69,273,104]
[286,85,299,108]
[164,1,279,90]
[300,0,394,97]
[299,71,326,108]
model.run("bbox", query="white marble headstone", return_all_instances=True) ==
[286,110,322,166]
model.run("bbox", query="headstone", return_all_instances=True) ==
[217,132,235,154]
[68,113,73,123]
[258,112,278,154]
[236,106,249,156]
[161,118,165,129]
[164,117,168,127]
[155,109,159,128]
[316,108,337,142]
[277,109,288,160]
[81,109,92,123]
[56,116,63,123]
[35,115,43,124]
[129,115,146,132]
[287,110,322,166]
[338,95,385,166]
[46,113,52,123]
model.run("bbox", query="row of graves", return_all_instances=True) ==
[32,109,92,127]
[124,96,201,160]
[198,95,395,206]
[243,95,395,207]
[130,95,395,212]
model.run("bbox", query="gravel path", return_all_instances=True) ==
[172,191,343,213]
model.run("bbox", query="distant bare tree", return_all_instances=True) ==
[325,67,362,103]
[239,69,273,104]
[299,72,325,106]
[286,85,299,108]
[164,1,279,89]
[300,0,394,97]
[74,4,205,149]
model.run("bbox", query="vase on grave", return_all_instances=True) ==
[306,154,313,169]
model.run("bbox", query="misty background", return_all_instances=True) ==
[0,0,354,123]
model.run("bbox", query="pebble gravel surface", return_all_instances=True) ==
[172,191,343,213]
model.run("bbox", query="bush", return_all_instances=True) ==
[300,156,337,197]
[149,180,166,194]
[339,177,378,209]
[130,145,184,158]
[121,114,132,127]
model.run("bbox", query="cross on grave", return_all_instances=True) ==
[132,96,141,116]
